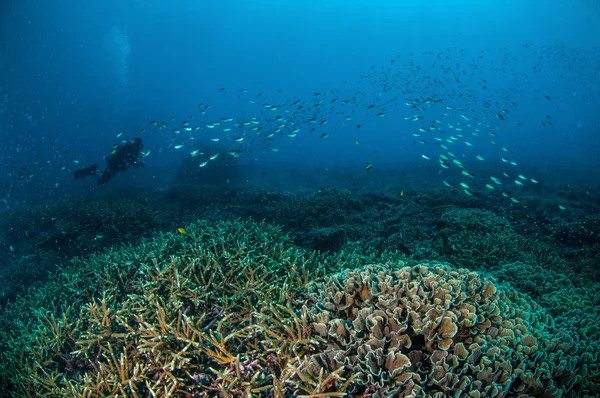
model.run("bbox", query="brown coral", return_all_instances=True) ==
[305,263,580,397]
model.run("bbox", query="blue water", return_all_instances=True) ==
[0,0,599,206]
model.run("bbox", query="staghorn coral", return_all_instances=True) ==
[305,264,581,397]
[0,220,355,397]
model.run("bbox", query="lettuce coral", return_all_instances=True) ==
[306,264,581,397]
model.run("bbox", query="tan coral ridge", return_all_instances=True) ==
[306,264,581,397]
[0,220,584,397]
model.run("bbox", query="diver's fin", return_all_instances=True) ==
[73,164,98,180]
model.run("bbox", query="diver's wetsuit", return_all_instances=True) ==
[73,138,144,185]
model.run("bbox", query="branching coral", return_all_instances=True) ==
[0,220,336,396]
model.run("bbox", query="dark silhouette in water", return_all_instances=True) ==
[73,138,144,185]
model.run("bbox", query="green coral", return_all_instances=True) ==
[439,208,567,271]
[490,261,574,298]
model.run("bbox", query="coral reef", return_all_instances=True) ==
[438,208,567,271]
[3,184,597,304]
[0,220,595,397]
[490,262,574,298]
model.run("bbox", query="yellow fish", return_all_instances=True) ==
[177,227,187,235]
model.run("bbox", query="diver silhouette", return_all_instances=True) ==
[73,138,144,185]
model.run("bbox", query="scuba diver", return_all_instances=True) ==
[73,138,144,185]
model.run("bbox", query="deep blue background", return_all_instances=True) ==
[0,0,599,207]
